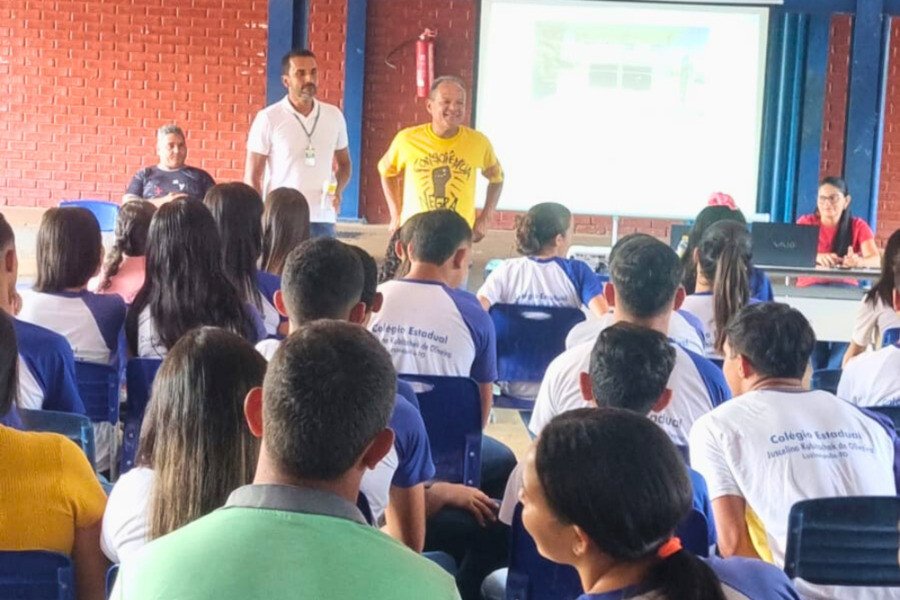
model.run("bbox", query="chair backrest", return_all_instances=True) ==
[490,304,586,383]
[73,361,120,425]
[811,368,842,395]
[399,374,482,487]
[868,406,900,434]
[119,358,163,475]
[785,496,900,585]
[396,378,420,410]
[884,328,900,347]
[59,199,120,232]
[19,408,96,469]
[0,551,75,600]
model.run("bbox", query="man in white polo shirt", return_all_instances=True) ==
[837,260,900,407]
[528,234,730,447]
[245,49,351,239]
[690,302,900,600]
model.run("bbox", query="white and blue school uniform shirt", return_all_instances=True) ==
[360,394,436,524]
[137,304,267,359]
[369,279,497,383]
[13,318,84,414]
[255,270,285,338]
[680,293,761,358]
[575,556,799,599]
[565,309,706,356]
[476,256,604,309]
[528,338,730,446]
[689,388,900,600]
[18,290,126,366]
[837,344,900,407]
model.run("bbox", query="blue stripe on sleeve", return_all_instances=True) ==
[14,319,85,415]
[554,257,605,307]
[390,395,436,487]
[682,347,732,408]
[855,405,900,494]
[444,286,498,383]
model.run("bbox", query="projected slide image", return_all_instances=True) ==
[476,0,768,219]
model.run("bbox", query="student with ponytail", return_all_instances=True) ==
[477,202,606,315]
[523,409,798,600]
[90,200,156,304]
[681,221,757,358]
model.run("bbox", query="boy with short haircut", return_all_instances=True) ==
[255,238,435,553]
[837,258,900,406]
[690,302,900,600]
[112,322,459,600]
[529,234,730,444]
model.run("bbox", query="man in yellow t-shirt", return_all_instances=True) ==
[378,76,504,243]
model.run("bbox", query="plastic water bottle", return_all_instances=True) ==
[675,234,689,258]
[321,175,337,212]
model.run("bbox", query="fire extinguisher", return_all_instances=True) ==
[415,29,436,98]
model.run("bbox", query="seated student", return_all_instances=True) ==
[261,187,311,277]
[18,206,126,366]
[498,323,716,549]
[529,235,730,444]
[110,322,460,600]
[0,310,109,600]
[523,409,799,600]
[690,302,900,600]
[0,213,82,416]
[837,257,900,406]
[102,327,265,564]
[565,233,706,354]
[843,229,900,366]
[126,200,265,358]
[255,238,435,552]
[680,221,758,358]
[204,182,284,337]
[90,200,156,304]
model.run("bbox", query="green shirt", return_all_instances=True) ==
[111,484,460,600]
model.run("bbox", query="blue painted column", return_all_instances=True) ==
[266,1,309,106]
[795,14,831,219]
[339,0,367,221]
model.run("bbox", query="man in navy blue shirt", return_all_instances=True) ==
[123,124,215,204]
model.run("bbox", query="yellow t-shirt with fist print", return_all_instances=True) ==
[378,124,504,227]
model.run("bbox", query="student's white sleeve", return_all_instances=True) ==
[476,265,507,306]
[851,299,879,347]
[835,362,860,404]
[688,415,743,499]
[246,110,271,156]
[528,361,561,436]
[498,464,523,526]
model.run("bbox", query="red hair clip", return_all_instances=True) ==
[656,537,682,559]
[707,192,737,210]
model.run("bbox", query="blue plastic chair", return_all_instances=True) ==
[884,328,900,347]
[396,378,420,410]
[489,304,586,410]
[784,496,900,586]
[59,200,120,232]
[19,408,96,469]
[869,406,900,434]
[811,368,842,395]
[399,374,482,487]
[73,361,120,425]
[0,551,75,600]
[119,358,162,475]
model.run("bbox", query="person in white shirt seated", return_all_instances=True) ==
[125,199,265,359]
[680,221,759,359]
[837,256,900,407]
[842,229,900,366]
[256,238,436,553]
[564,234,706,355]
[521,409,799,600]
[690,302,900,600]
[102,326,266,564]
[529,234,730,445]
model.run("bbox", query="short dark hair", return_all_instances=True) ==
[350,246,378,309]
[724,303,815,379]
[0,310,17,418]
[407,209,472,265]
[263,321,396,480]
[281,238,364,323]
[609,235,683,318]
[0,213,14,249]
[34,207,102,292]
[281,49,316,75]
[590,323,675,415]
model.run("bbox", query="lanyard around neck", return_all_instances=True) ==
[291,103,321,143]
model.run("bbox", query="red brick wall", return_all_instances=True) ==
[307,0,347,109]
[820,15,852,179]
[876,20,900,240]
[0,0,268,208]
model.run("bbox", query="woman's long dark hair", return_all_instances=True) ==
[536,409,726,600]
[696,221,752,353]
[98,200,156,292]
[818,176,854,257]
[0,310,18,419]
[261,187,310,276]
[34,207,103,292]
[203,183,265,309]
[864,229,900,307]
[679,206,747,295]
[126,200,255,353]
